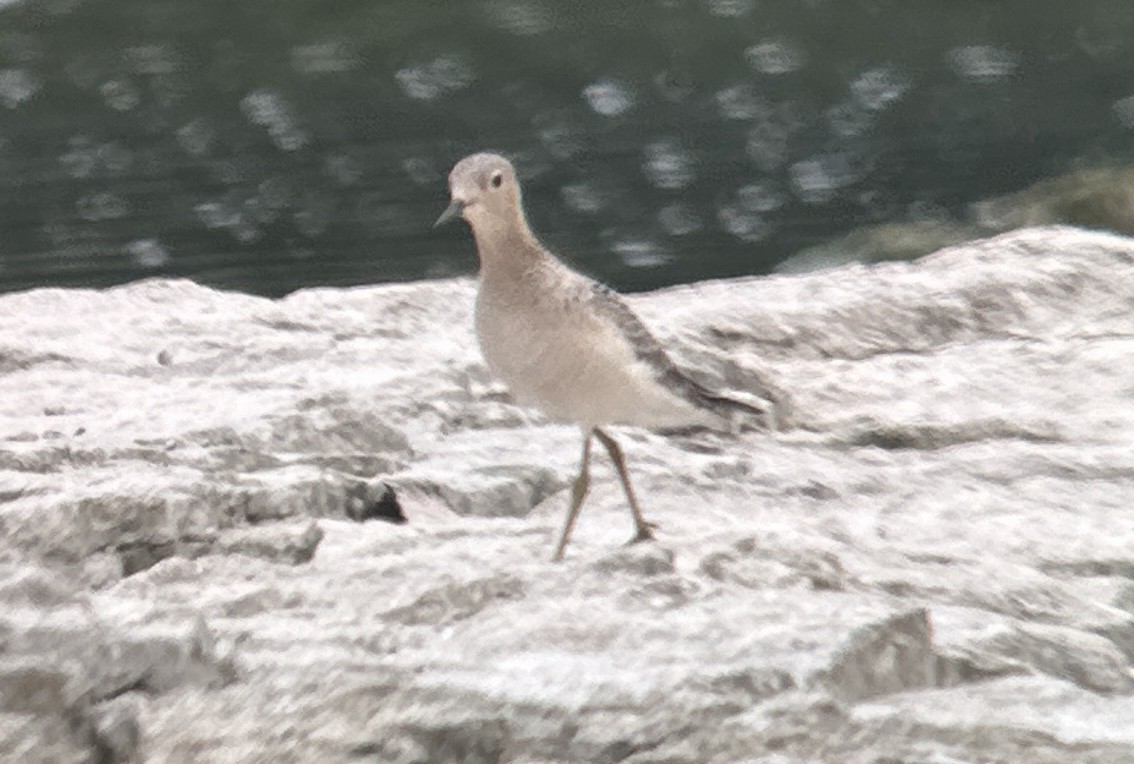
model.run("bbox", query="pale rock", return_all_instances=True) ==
[0,226,1132,761]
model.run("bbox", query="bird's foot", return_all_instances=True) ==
[625,522,657,546]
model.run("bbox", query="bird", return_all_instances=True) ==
[435,152,775,560]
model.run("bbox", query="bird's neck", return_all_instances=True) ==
[471,209,547,282]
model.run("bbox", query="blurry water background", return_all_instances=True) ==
[1,0,1133,296]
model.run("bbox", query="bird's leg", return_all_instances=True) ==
[593,427,655,546]
[553,429,593,561]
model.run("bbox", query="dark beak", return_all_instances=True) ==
[433,199,465,228]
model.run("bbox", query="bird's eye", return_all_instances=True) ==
[490,172,503,189]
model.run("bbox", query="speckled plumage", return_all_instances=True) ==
[437,152,765,559]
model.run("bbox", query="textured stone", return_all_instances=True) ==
[0,226,1132,761]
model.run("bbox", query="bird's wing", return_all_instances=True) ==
[585,282,769,423]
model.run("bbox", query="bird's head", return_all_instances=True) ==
[434,152,522,231]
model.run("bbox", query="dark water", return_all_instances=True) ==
[1,0,1133,296]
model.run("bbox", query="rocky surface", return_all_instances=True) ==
[777,164,1134,274]
[1,225,1133,762]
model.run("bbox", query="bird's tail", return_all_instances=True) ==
[704,388,792,432]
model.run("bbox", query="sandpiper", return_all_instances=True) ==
[435,152,772,560]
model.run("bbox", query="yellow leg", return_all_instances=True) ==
[553,429,593,561]
[593,427,655,545]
